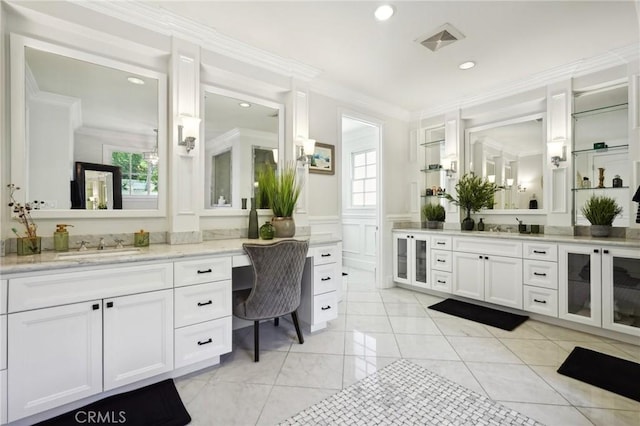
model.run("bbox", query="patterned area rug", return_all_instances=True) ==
[280,359,542,425]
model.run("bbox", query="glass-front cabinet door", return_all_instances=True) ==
[558,244,602,327]
[602,247,640,336]
[393,233,410,284]
[413,235,429,288]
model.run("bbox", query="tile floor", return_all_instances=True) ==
[176,267,640,426]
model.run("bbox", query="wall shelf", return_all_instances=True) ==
[572,103,628,119]
[572,144,628,155]
[572,186,629,191]
[421,139,445,147]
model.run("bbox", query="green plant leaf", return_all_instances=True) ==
[580,195,622,225]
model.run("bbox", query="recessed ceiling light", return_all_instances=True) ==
[127,77,145,85]
[459,61,476,70]
[239,102,251,108]
[374,5,395,21]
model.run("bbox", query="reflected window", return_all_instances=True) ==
[351,149,376,207]
[111,151,157,196]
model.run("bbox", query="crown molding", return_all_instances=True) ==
[73,0,321,82]
[413,43,640,120]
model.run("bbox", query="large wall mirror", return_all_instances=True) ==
[202,86,284,211]
[10,34,167,217]
[466,113,545,211]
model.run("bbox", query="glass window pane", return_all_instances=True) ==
[567,253,591,318]
[353,153,366,167]
[366,164,376,178]
[366,150,376,164]
[364,178,376,192]
[354,166,366,180]
[364,192,376,206]
[612,256,640,329]
[353,180,364,192]
[352,193,364,206]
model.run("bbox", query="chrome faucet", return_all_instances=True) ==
[98,238,105,250]
[77,240,89,251]
[114,239,124,249]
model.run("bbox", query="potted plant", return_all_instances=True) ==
[422,203,445,229]
[581,195,622,237]
[259,162,302,237]
[443,174,498,231]
[7,184,41,255]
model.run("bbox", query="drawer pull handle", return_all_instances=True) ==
[533,250,547,254]
[533,299,547,304]
[484,256,489,260]
[197,338,213,346]
[437,259,446,263]
[197,300,213,306]
[197,268,212,274]
[321,305,331,310]
[321,253,332,257]
[321,277,331,281]
[603,250,609,254]
[92,304,100,310]
[533,272,547,277]
[437,242,445,245]
[106,302,114,308]
[437,280,446,284]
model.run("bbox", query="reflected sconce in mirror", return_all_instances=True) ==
[296,136,316,165]
[178,115,201,153]
[505,178,515,188]
[487,175,496,183]
[549,142,566,167]
[144,129,160,166]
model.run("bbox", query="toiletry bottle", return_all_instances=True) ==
[582,177,590,189]
[248,198,259,239]
[134,229,150,247]
[528,194,538,209]
[53,224,73,252]
[477,218,485,231]
[612,175,623,188]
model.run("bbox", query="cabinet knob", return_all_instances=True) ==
[92,304,100,310]
[594,249,599,254]
[603,250,609,254]
[479,255,483,259]
[484,256,489,260]
[106,301,114,308]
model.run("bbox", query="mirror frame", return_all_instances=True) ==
[465,112,547,215]
[72,162,123,210]
[10,34,168,218]
[199,84,285,216]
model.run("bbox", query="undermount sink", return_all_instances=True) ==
[55,248,141,260]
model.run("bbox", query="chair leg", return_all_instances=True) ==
[274,317,279,327]
[291,311,304,344]
[254,321,260,362]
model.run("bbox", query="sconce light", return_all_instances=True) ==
[143,129,159,166]
[506,178,514,188]
[487,175,496,183]
[272,148,279,164]
[518,183,527,192]
[549,142,566,167]
[296,136,316,165]
[177,115,201,153]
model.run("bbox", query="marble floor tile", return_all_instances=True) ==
[467,362,568,405]
[345,301,387,316]
[288,330,346,355]
[346,281,376,291]
[325,313,346,332]
[342,355,399,387]
[554,340,639,363]
[485,323,547,340]
[345,314,393,333]
[174,377,209,406]
[211,350,287,384]
[501,402,592,426]
[346,291,383,303]
[577,406,640,426]
[275,352,344,389]
[344,331,400,358]
[432,316,494,337]
[408,359,487,395]
[256,385,337,426]
[500,339,570,366]
[389,315,442,335]
[447,336,523,364]
[412,292,446,307]
[383,302,428,317]
[526,321,609,343]
[233,321,296,354]
[379,288,419,303]
[394,334,460,360]
[610,341,640,362]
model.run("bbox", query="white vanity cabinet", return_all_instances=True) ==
[430,235,452,293]
[522,242,559,317]
[299,244,340,332]
[452,237,523,309]
[558,244,602,327]
[392,232,429,289]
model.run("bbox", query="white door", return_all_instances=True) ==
[484,255,523,309]
[558,244,602,327]
[8,301,103,421]
[601,246,640,336]
[103,290,173,391]
[452,252,485,300]
[392,233,411,285]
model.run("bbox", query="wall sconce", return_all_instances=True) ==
[549,142,566,167]
[518,183,527,192]
[487,174,496,183]
[272,148,279,164]
[143,128,159,166]
[178,115,201,153]
[296,137,316,165]
[505,178,514,188]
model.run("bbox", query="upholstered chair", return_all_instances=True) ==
[233,239,309,362]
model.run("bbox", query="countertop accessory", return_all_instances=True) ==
[54,224,73,252]
[248,198,259,239]
[134,229,150,247]
[593,142,607,150]
[259,221,275,240]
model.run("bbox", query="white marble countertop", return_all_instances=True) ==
[0,236,341,276]
[392,228,640,248]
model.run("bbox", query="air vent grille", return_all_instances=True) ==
[417,23,465,52]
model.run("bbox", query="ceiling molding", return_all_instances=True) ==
[73,0,322,82]
[414,43,639,120]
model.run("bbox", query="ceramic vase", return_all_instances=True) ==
[271,217,295,238]
[17,236,41,256]
[248,198,259,239]
[259,221,275,240]
[590,225,611,237]
[461,209,474,231]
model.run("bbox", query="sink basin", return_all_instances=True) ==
[56,248,141,260]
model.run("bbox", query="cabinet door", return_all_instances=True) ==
[392,234,411,284]
[484,255,523,309]
[103,290,173,391]
[558,245,602,327]
[8,301,103,421]
[412,235,429,288]
[602,247,640,336]
[452,252,484,300]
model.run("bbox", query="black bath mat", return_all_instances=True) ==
[36,379,191,426]
[428,298,528,331]
[557,346,640,402]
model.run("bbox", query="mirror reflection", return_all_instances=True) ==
[203,89,280,209]
[467,114,544,210]
[24,46,160,210]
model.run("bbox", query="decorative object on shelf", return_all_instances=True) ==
[477,218,485,231]
[7,183,40,255]
[308,142,335,175]
[582,176,591,189]
[443,174,498,231]
[248,198,259,239]
[134,229,150,247]
[259,221,275,240]
[597,167,605,188]
[241,198,247,209]
[421,203,445,229]
[633,186,640,224]
[53,224,73,252]
[259,162,301,238]
[530,224,540,234]
[612,175,623,188]
[593,142,607,150]
[425,188,433,196]
[580,195,622,237]
[217,195,226,205]
[428,164,441,170]
[528,194,538,209]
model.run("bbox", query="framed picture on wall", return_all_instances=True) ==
[309,142,335,175]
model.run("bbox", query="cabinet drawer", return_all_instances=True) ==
[174,316,232,369]
[174,281,232,328]
[314,245,338,265]
[174,256,232,287]
[453,237,522,258]
[431,235,452,250]
[523,243,557,262]
[523,286,558,317]
[431,250,452,272]
[523,260,558,289]
[314,291,338,323]
[9,263,173,312]
[314,263,338,295]
[431,270,452,293]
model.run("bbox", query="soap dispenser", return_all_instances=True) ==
[54,224,73,252]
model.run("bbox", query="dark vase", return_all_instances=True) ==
[259,221,275,240]
[248,198,259,239]
[461,210,474,231]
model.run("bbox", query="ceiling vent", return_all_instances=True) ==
[417,23,465,52]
